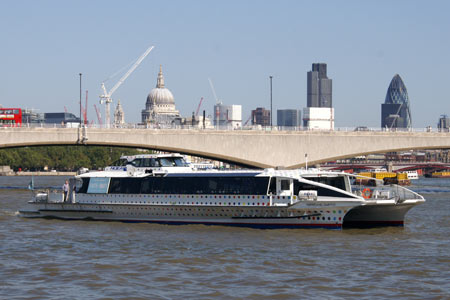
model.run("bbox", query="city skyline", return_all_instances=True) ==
[1,0,449,128]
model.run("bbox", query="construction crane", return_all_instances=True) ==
[82,91,88,125]
[208,78,221,104]
[243,115,252,126]
[195,97,204,117]
[100,45,154,128]
[94,104,102,126]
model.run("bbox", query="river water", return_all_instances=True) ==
[0,176,449,299]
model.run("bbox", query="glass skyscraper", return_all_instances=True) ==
[307,63,332,108]
[277,109,301,127]
[381,74,412,129]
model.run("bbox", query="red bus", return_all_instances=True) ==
[0,108,22,127]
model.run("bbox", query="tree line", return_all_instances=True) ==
[0,146,151,171]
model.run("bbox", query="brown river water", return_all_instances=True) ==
[0,176,449,299]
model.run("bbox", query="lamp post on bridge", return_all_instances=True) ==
[270,75,273,128]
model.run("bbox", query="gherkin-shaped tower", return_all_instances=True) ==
[381,74,412,129]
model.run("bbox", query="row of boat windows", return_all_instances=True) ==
[78,176,270,195]
[77,176,351,198]
[112,157,188,168]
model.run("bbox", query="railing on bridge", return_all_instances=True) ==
[2,123,449,133]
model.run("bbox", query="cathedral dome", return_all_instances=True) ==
[147,87,174,105]
[142,65,179,124]
[145,65,175,107]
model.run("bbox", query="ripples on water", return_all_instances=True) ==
[0,176,449,299]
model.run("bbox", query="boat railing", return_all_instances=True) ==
[351,182,423,203]
[32,189,64,203]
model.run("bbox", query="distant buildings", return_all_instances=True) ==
[251,107,270,126]
[277,109,301,127]
[114,100,125,125]
[44,112,80,125]
[381,74,412,129]
[22,109,44,124]
[307,63,332,108]
[438,115,450,132]
[141,65,180,125]
[303,63,334,130]
[213,103,242,128]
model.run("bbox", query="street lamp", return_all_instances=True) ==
[270,75,273,127]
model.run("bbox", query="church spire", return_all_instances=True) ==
[156,65,165,88]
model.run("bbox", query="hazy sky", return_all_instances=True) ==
[1,0,449,128]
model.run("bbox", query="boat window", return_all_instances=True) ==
[159,158,175,167]
[131,158,144,167]
[109,178,141,194]
[87,177,110,194]
[268,177,276,194]
[107,176,270,195]
[75,177,90,193]
[75,178,89,193]
[304,176,347,191]
[280,179,290,190]
[294,180,352,198]
[111,158,128,166]
[173,157,188,167]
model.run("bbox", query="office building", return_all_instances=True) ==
[381,74,412,129]
[44,112,80,125]
[213,104,242,128]
[438,115,450,132]
[303,107,334,130]
[307,63,332,108]
[251,107,270,126]
[277,109,301,127]
[304,63,334,130]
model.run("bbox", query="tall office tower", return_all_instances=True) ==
[277,109,301,127]
[304,63,334,130]
[438,115,450,132]
[251,107,270,126]
[307,63,332,108]
[381,74,412,129]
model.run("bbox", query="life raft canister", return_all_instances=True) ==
[362,188,373,199]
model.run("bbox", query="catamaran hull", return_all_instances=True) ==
[343,202,420,228]
[19,202,357,229]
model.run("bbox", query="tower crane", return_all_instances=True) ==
[100,45,154,127]
[195,97,204,117]
[94,104,102,126]
[208,78,221,104]
[243,115,252,126]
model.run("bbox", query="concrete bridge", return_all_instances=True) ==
[1,127,450,169]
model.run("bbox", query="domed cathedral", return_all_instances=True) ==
[141,65,180,125]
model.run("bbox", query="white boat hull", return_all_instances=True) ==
[343,201,423,227]
[20,200,358,229]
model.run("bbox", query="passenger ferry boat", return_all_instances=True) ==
[19,155,425,229]
[404,170,419,180]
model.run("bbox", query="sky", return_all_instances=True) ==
[0,0,449,128]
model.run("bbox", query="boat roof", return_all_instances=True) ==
[120,153,185,161]
[77,168,351,179]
